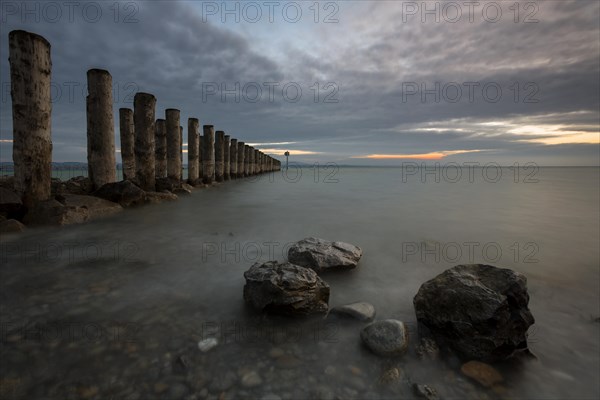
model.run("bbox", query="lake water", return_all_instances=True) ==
[1,166,599,399]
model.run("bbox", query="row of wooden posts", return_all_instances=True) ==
[8,29,281,210]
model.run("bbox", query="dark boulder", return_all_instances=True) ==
[243,261,330,316]
[288,237,362,272]
[23,199,89,226]
[93,180,146,208]
[0,187,25,220]
[413,264,535,362]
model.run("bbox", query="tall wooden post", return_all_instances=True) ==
[166,109,181,182]
[230,139,238,179]
[215,131,225,182]
[119,108,135,181]
[224,135,231,181]
[202,125,215,184]
[9,30,53,209]
[133,92,156,191]
[155,119,167,178]
[188,118,199,184]
[237,142,245,178]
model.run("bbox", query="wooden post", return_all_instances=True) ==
[202,125,215,184]
[155,119,167,178]
[86,69,116,189]
[198,134,204,181]
[230,139,238,179]
[166,109,181,182]
[133,92,156,191]
[215,131,225,182]
[188,118,199,184]
[224,135,231,181]
[237,142,245,178]
[119,108,135,181]
[180,126,183,181]
[9,30,53,209]
[244,145,250,176]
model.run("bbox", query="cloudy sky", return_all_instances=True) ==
[1,0,599,165]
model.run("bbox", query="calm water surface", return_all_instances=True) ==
[1,167,599,399]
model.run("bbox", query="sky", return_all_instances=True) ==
[0,0,599,165]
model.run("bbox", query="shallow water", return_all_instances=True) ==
[1,166,599,399]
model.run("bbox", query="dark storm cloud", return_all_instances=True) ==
[0,0,598,164]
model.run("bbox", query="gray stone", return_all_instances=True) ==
[24,199,89,226]
[243,261,330,315]
[288,237,362,272]
[198,338,218,352]
[330,302,375,321]
[0,219,26,234]
[360,319,409,356]
[167,383,189,399]
[413,264,535,362]
[145,191,178,204]
[413,384,438,400]
[240,371,262,388]
[94,180,146,208]
[60,194,122,220]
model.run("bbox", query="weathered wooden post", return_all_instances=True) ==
[224,135,231,181]
[188,118,199,185]
[230,139,238,179]
[244,145,250,177]
[251,147,258,175]
[254,149,260,175]
[9,30,52,209]
[179,126,184,181]
[155,119,167,178]
[166,109,181,183]
[119,108,135,181]
[86,69,116,189]
[202,125,215,184]
[259,152,264,174]
[237,142,245,178]
[198,135,204,181]
[215,131,225,182]
[133,92,156,191]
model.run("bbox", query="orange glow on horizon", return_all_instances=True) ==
[355,150,483,160]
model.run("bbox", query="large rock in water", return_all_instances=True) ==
[413,264,535,362]
[23,199,89,226]
[243,261,330,315]
[93,180,146,207]
[287,237,362,272]
[60,194,123,220]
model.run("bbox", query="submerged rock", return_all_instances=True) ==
[413,384,438,400]
[287,237,362,272]
[330,302,376,321]
[460,360,503,388]
[0,219,26,234]
[360,319,409,356]
[198,338,218,352]
[413,264,535,362]
[93,180,146,207]
[243,261,330,315]
[144,191,178,204]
